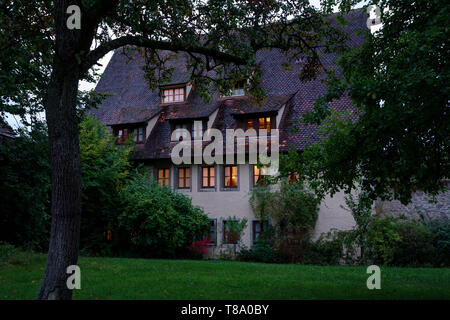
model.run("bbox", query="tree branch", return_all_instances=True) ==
[82,35,248,74]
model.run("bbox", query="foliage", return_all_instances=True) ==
[188,237,213,259]
[238,243,278,264]
[249,180,320,263]
[78,115,134,255]
[0,123,51,250]
[391,220,437,267]
[299,0,450,204]
[118,174,210,258]
[250,180,320,234]
[429,219,450,267]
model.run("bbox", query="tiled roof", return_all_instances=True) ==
[92,8,367,159]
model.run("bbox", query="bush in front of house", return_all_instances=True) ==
[118,174,210,258]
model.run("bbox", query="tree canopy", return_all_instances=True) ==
[294,0,449,204]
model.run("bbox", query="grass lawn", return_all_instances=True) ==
[0,250,449,300]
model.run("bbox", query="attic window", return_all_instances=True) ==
[114,126,146,144]
[230,80,245,97]
[162,87,185,103]
[222,80,246,97]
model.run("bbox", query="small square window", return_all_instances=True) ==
[223,165,238,188]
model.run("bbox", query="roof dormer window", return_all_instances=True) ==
[222,80,246,98]
[231,80,246,96]
[162,86,185,103]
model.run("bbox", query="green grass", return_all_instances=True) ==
[0,250,449,300]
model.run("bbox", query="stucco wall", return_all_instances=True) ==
[149,162,356,249]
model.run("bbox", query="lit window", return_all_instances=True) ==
[163,87,185,103]
[258,117,271,133]
[224,165,238,188]
[177,167,191,189]
[253,165,268,186]
[202,166,215,188]
[157,168,170,187]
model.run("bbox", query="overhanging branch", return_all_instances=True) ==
[82,35,248,74]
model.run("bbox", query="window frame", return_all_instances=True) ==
[220,164,240,191]
[250,219,270,246]
[252,164,269,187]
[208,218,217,246]
[176,166,191,191]
[156,168,171,187]
[162,86,186,104]
[237,116,275,135]
[113,125,146,144]
[222,219,241,245]
[199,165,216,190]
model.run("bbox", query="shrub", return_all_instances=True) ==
[391,220,436,267]
[303,232,344,265]
[250,180,320,263]
[429,219,450,266]
[118,174,210,258]
[78,115,134,256]
[188,237,213,259]
[238,244,278,263]
[0,123,51,251]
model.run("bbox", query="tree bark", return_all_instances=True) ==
[37,0,85,300]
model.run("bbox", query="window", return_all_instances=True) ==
[114,126,145,143]
[223,220,240,244]
[133,127,145,143]
[252,220,267,243]
[208,219,217,245]
[223,165,238,188]
[117,128,128,143]
[162,87,185,103]
[238,116,274,135]
[258,117,271,133]
[177,167,190,189]
[231,80,245,96]
[201,166,215,188]
[157,168,170,187]
[253,165,268,186]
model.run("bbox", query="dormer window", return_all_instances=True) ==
[222,80,246,97]
[113,125,146,144]
[162,86,185,103]
[238,116,273,134]
[231,80,246,96]
[171,120,204,141]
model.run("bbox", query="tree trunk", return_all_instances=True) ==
[37,58,82,300]
[37,0,85,300]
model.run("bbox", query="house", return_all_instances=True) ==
[90,10,368,252]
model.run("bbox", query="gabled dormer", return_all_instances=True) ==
[160,82,193,104]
